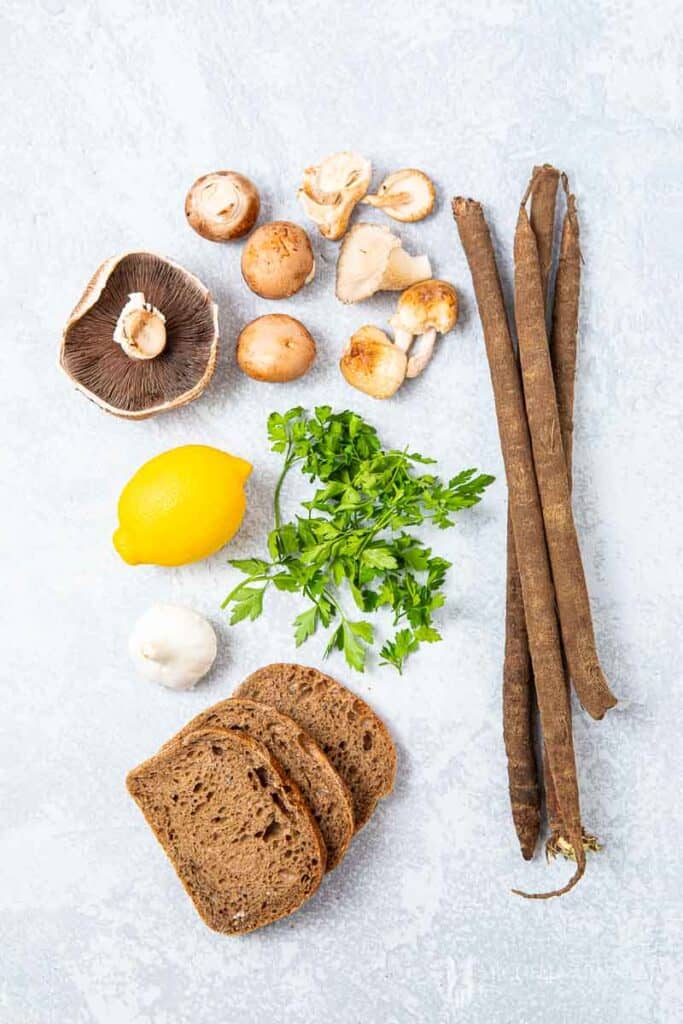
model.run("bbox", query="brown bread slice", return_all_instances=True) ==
[162,698,354,871]
[126,728,326,935]
[235,663,397,830]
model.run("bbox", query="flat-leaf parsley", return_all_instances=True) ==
[222,407,494,673]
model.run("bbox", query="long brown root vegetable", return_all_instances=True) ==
[543,175,579,849]
[503,166,559,861]
[549,174,580,478]
[503,528,539,860]
[542,176,603,859]
[530,164,560,306]
[453,196,585,897]
[514,188,617,722]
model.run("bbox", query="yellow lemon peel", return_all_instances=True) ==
[113,445,251,567]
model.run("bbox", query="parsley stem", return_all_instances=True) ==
[273,445,292,531]
[220,573,271,609]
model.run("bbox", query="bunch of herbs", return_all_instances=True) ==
[222,406,493,673]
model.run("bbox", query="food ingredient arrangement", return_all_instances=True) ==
[60,153,456,414]
[58,147,615,923]
[127,663,396,934]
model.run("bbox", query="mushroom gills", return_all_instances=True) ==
[298,151,371,240]
[60,252,219,418]
[362,169,436,223]
[185,171,260,242]
[335,223,431,304]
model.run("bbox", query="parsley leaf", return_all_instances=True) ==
[293,606,319,646]
[227,585,265,624]
[379,630,420,674]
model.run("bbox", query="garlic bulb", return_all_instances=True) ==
[129,603,217,690]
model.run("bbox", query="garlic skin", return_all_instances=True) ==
[129,603,217,690]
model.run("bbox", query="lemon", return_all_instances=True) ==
[113,445,252,566]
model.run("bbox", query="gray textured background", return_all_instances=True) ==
[2,1,682,1021]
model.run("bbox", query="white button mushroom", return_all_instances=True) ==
[389,280,459,378]
[298,151,372,240]
[335,223,431,304]
[129,604,217,690]
[339,325,407,399]
[362,169,436,222]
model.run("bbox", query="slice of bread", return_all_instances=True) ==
[126,728,326,935]
[235,664,397,830]
[163,698,354,871]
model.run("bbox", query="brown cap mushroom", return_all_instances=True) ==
[241,221,315,299]
[185,170,260,241]
[362,169,436,222]
[60,252,219,419]
[237,314,316,382]
[339,325,407,399]
[389,279,459,378]
[298,151,372,240]
[335,223,431,304]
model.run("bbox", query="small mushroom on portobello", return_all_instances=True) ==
[298,151,372,240]
[241,221,315,299]
[237,314,316,382]
[60,252,219,419]
[335,223,431,304]
[389,279,459,378]
[112,292,167,360]
[339,325,407,399]
[185,170,260,241]
[362,169,436,222]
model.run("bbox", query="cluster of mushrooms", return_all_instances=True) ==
[59,152,459,417]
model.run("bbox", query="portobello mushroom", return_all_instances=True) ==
[60,252,219,419]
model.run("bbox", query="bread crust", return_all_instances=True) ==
[236,664,397,830]
[126,728,326,935]
[162,698,354,870]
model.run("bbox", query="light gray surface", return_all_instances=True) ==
[2,1,682,1021]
